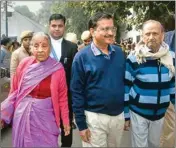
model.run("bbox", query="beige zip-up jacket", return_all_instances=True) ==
[10,46,30,77]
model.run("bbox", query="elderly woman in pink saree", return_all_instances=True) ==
[1,32,70,147]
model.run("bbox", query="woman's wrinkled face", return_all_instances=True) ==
[31,36,50,62]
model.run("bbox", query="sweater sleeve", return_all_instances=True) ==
[70,57,87,131]
[170,53,175,106]
[10,51,19,78]
[124,57,135,121]
[58,68,69,125]
[170,76,175,105]
[0,50,6,67]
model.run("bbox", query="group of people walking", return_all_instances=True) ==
[0,12,175,148]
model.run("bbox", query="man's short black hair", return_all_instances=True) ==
[1,37,11,46]
[88,12,113,29]
[49,14,66,24]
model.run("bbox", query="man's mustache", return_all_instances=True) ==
[104,35,114,38]
[148,39,156,43]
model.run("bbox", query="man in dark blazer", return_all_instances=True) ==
[49,14,78,147]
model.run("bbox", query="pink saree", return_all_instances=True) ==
[1,57,63,147]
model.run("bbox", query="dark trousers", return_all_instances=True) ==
[61,96,73,147]
[61,120,73,147]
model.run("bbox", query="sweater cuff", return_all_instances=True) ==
[77,121,88,131]
[63,118,70,126]
[125,118,130,121]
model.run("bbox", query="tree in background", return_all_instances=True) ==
[35,1,53,29]
[50,1,175,42]
[51,1,132,42]
[9,1,174,42]
[128,1,175,31]
[51,1,91,41]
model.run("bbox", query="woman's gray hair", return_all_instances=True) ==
[31,32,51,46]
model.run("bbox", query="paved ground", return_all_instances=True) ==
[1,126,131,147]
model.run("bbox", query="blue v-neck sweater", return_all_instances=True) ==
[70,44,125,130]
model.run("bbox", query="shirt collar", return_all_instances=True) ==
[50,36,63,43]
[91,42,115,56]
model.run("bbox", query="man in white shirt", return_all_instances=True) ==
[49,14,78,147]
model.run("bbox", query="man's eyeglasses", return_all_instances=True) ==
[96,27,117,33]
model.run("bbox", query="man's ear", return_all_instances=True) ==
[90,28,95,38]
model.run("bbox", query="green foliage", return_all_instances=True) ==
[51,1,132,42]
[129,1,175,31]
[34,1,175,41]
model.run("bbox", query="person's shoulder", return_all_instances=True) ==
[164,31,175,44]
[0,48,6,55]
[53,63,65,76]
[16,56,35,72]
[49,56,64,67]
[78,44,85,51]
[126,52,137,63]
[12,47,21,55]
[63,39,77,47]
[19,56,35,66]
[73,45,90,61]
[1,47,7,54]
[77,44,90,55]
[111,44,125,57]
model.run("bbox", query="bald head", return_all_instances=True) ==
[142,20,164,33]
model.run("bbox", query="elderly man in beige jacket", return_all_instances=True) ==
[10,31,33,77]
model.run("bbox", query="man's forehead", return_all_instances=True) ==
[143,22,162,32]
[50,19,64,24]
[33,37,48,43]
[96,18,114,26]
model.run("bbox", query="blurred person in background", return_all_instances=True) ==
[0,37,12,70]
[78,30,92,51]
[49,13,78,147]
[12,41,20,51]
[10,31,33,77]
[65,32,78,44]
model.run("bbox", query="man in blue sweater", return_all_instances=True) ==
[124,20,175,147]
[71,12,125,147]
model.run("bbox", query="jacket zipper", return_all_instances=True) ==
[155,59,161,115]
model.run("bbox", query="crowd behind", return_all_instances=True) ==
[0,12,175,148]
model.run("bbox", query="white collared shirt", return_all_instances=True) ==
[50,36,63,61]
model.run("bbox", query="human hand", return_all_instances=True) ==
[63,124,71,136]
[124,120,130,131]
[79,128,91,143]
[1,120,5,129]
